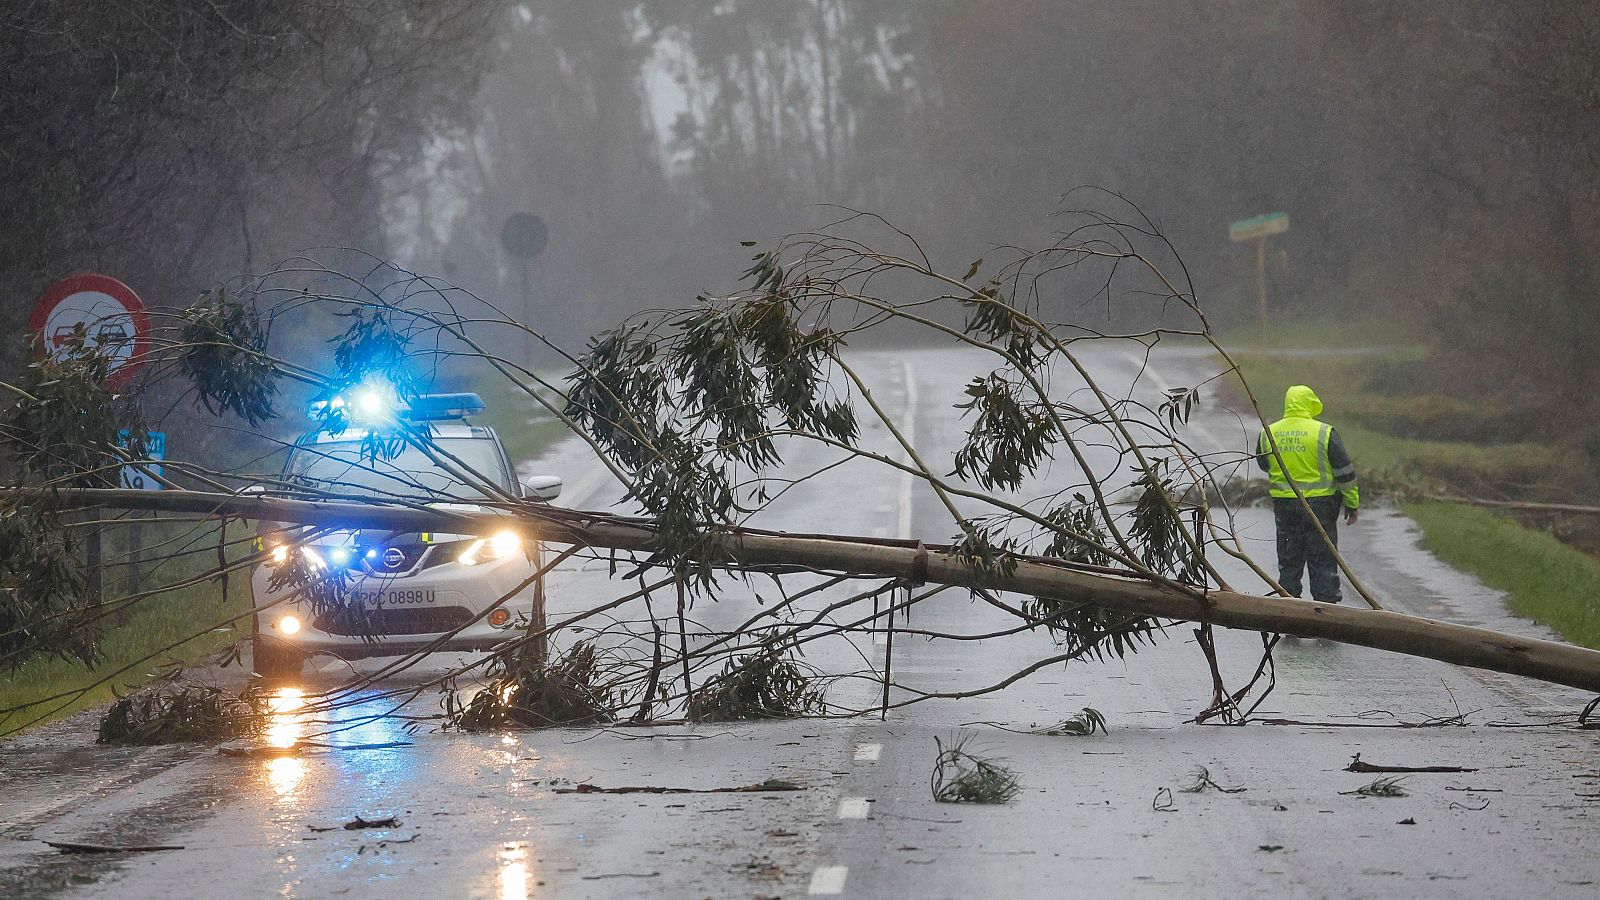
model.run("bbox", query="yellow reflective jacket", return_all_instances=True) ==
[1255,385,1360,507]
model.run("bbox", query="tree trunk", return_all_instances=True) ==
[30,487,1600,695]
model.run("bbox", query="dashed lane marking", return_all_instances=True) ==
[837,797,871,819]
[808,866,850,895]
[853,743,882,761]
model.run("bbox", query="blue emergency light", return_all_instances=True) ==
[308,376,401,426]
[308,384,484,425]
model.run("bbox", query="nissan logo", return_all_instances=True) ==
[381,547,407,569]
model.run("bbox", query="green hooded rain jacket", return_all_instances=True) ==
[1255,385,1359,508]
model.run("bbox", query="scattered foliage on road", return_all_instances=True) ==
[1030,707,1108,736]
[445,641,616,730]
[931,735,1022,804]
[687,642,826,722]
[96,680,263,745]
[1342,776,1410,797]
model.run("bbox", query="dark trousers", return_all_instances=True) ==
[1272,496,1342,602]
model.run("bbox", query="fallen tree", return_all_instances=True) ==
[3,203,1597,734]
[18,486,1600,694]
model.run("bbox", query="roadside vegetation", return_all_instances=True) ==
[470,371,575,465]
[1222,324,1600,649]
[0,581,243,730]
[1408,502,1600,649]
[0,521,249,730]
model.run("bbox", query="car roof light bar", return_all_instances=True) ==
[403,392,486,422]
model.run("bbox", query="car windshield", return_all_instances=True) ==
[287,436,509,500]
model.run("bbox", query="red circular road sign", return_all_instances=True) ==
[28,274,151,387]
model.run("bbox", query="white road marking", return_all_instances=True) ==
[853,742,882,761]
[1122,348,1227,454]
[808,866,850,895]
[836,797,872,819]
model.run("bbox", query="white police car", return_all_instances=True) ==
[249,391,562,677]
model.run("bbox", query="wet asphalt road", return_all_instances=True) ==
[3,344,1599,898]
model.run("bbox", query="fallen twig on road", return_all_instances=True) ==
[1256,712,1471,729]
[1346,753,1476,773]
[1579,695,1600,729]
[308,816,401,832]
[555,779,802,795]
[1178,766,1246,794]
[43,841,184,854]
[1152,787,1176,811]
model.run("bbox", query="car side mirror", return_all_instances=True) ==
[521,474,562,501]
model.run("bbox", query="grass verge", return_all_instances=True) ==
[470,371,575,464]
[1226,349,1586,494]
[1406,501,1600,650]
[0,581,246,733]
[1220,335,1600,649]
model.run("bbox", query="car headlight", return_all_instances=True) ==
[268,545,290,566]
[458,529,522,566]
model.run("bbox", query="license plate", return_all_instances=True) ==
[351,588,436,608]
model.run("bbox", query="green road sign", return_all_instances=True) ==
[1229,212,1290,242]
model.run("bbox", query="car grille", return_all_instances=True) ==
[314,606,475,637]
[362,542,429,575]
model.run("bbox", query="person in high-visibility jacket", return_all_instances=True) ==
[1255,385,1359,603]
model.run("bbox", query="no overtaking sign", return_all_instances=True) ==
[28,273,151,387]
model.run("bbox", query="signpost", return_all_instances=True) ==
[1229,212,1290,336]
[30,274,152,599]
[117,430,164,593]
[28,274,151,386]
[501,213,548,365]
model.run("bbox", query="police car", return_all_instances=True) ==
[249,390,562,677]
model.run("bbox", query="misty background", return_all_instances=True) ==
[3,0,1596,440]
